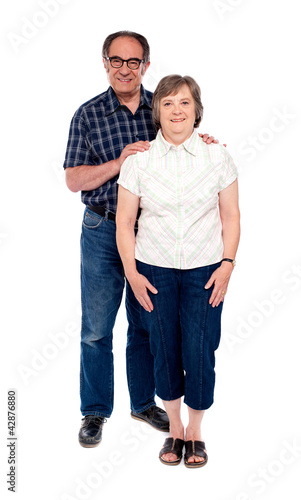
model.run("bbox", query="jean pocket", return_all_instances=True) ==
[82,209,104,229]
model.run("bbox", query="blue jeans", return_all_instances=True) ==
[80,207,156,417]
[136,260,223,411]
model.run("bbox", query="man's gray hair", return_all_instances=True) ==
[102,30,150,63]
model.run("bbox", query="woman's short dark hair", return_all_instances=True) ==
[102,30,150,63]
[152,75,204,130]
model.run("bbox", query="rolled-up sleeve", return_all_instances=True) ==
[218,146,238,191]
[63,111,93,169]
[117,155,140,196]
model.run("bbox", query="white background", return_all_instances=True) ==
[1,0,300,499]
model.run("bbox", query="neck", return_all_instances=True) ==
[162,129,194,147]
[115,87,141,114]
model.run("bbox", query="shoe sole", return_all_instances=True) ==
[131,413,169,432]
[79,439,102,448]
[159,457,182,466]
[184,459,208,468]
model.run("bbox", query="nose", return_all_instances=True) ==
[119,61,130,74]
[173,105,181,114]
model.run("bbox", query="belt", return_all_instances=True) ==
[87,205,116,222]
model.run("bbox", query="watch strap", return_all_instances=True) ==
[221,258,236,266]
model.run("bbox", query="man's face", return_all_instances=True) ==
[103,36,150,100]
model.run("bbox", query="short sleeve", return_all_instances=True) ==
[63,110,93,169]
[218,146,238,191]
[117,155,140,196]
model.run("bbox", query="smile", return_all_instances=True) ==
[171,118,185,122]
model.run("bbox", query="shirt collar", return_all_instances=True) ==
[104,85,152,116]
[155,128,199,157]
[139,85,153,108]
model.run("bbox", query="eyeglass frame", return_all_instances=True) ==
[104,56,145,70]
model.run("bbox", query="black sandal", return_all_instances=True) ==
[184,440,208,468]
[159,437,185,466]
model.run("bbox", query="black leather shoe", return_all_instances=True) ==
[131,405,169,432]
[78,415,106,448]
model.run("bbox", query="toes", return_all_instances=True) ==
[188,454,205,463]
[162,452,178,462]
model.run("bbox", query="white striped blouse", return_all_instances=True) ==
[118,129,238,269]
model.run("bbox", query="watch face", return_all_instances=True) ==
[233,260,236,267]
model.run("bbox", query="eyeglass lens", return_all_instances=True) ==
[110,58,140,69]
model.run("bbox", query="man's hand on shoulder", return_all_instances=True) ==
[117,141,151,169]
[199,133,227,147]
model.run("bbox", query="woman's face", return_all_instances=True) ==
[159,84,196,146]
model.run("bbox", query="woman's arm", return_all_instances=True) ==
[116,185,158,312]
[205,179,240,307]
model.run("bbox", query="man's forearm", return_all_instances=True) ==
[65,158,121,193]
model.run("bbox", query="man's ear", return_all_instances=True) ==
[142,61,151,76]
[103,58,109,71]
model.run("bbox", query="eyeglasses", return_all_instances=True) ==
[105,57,145,70]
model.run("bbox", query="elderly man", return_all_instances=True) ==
[63,30,217,447]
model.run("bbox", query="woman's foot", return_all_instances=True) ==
[159,437,185,465]
[185,427,207,464]
[160,399,184,463]
[161,424,184,463]
[184,440,208,468]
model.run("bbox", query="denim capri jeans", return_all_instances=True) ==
[136,260,223,411]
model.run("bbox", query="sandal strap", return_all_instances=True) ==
[184,440,207,461]
[159,438,185,459]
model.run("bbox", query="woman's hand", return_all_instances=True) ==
[204,262,233,307]
[127,272,158,313]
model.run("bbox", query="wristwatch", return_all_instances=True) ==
[221,258,236,267]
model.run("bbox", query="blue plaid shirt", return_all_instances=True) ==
[63,85,157,211]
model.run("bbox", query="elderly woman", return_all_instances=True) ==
[116,75,240,467]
